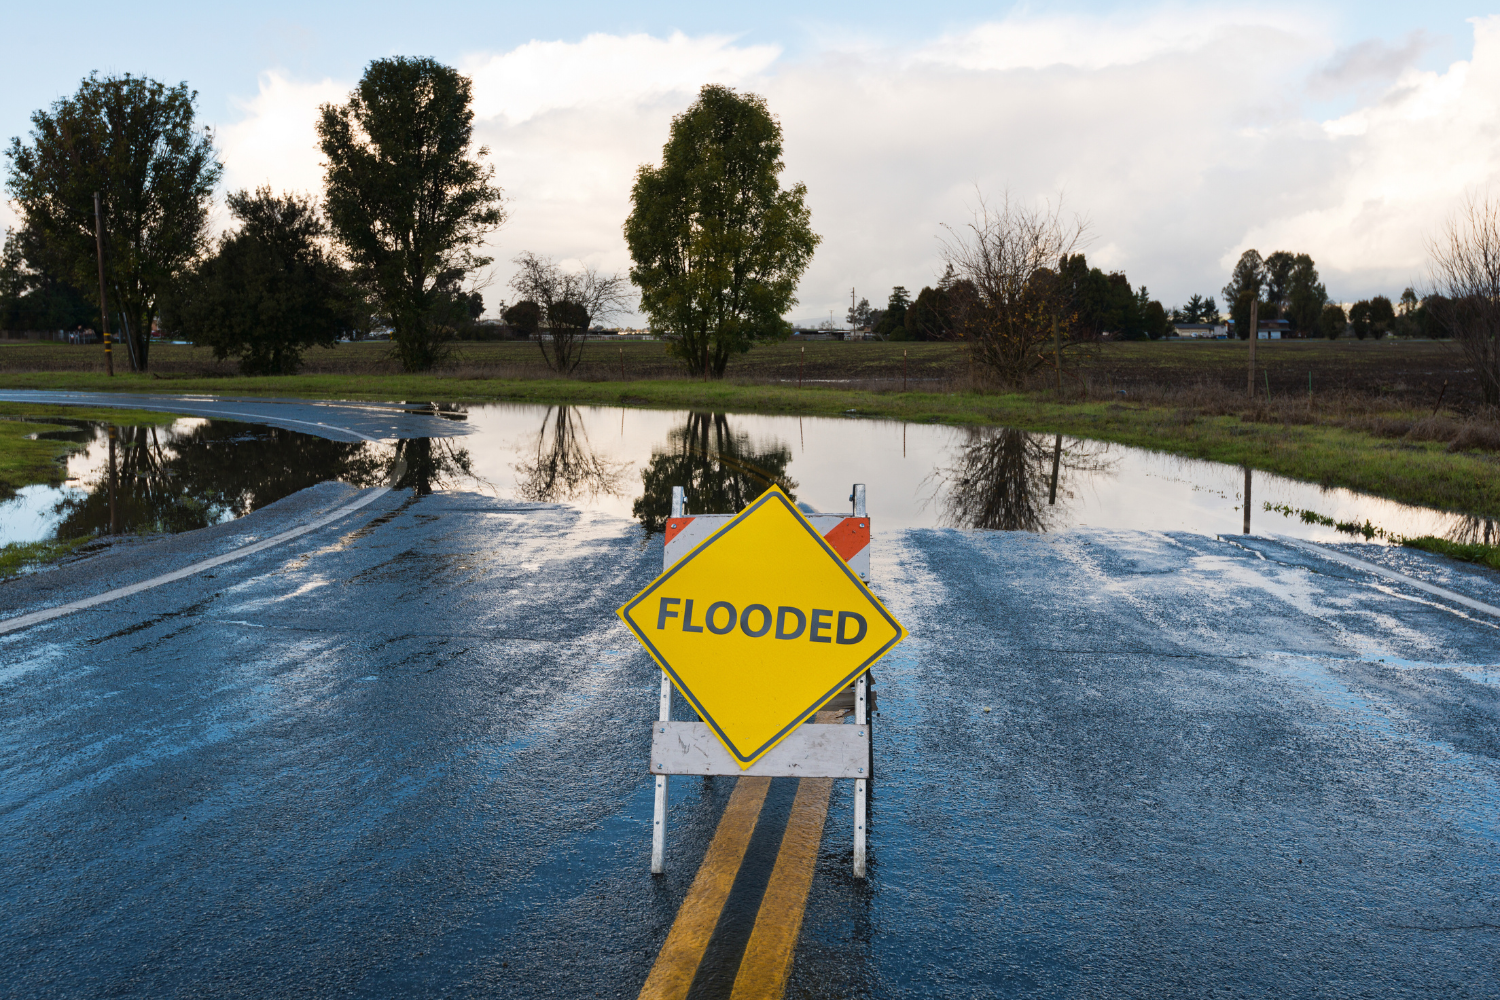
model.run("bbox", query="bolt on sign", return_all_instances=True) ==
[618,485,907,768]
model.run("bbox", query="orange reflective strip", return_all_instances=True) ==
[821,517,869,563]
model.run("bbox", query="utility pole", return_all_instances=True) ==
[1246,297,1258,399]
[1048,434,1062,504]
[93,192,113,376]
[1052,316,1064,400]
[108,425,119,533]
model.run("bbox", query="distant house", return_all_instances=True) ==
[1258,319,1292,340]
[1172,323,1228,339]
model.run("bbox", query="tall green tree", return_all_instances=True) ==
[1223,249,1265,340]
[1285,254,1328,335]
[847,297,874,330]
[5,73,221,370]
[905,284,955,340]
[1367,295,1395,338]
[1393,288,1424,337]
[0,228,96,332]
[624,84,820,377]
[317,57,505,372]
[1056,253,1154,339]
[1349,300,1373,339]
[1262,251,1297,318]
[1182,293,1208,323]
[165,188,348,375]
[1319,302,1347,339]
[875,285,911,338]
[1142,299,1170,339]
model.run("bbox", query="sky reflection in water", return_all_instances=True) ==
[0,403,1493,549]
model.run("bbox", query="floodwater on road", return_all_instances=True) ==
[2,402,1490,550]
[3,392,1500,998]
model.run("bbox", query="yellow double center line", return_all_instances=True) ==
[638,776,834,1000]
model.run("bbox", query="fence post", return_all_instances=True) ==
[1247,298,1259,399]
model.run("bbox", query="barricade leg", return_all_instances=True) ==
[652,670,672,874]
[854,672,868,878]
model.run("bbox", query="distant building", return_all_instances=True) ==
[1172,323,1228,339]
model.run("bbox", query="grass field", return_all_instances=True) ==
[0,337,1484,407]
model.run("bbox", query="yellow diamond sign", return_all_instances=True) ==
[618,486,907,768]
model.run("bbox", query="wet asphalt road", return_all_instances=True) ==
[0,390,473,442]
[3,396,1500,997]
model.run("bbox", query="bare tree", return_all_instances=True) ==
[508,252,634,373]
[939,193,1089,387]
[1429,195,1500,406]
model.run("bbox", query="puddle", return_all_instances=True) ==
[0,418,387,547]
[1,404,1494,551]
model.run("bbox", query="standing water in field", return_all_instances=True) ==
[0,403,1491,550]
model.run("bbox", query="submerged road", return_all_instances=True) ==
[0,389,474,442]
[1,393,1499,996]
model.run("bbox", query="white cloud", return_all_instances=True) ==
[461,32,777,311]
[218,71,350,203]
[1236,16,1500,296]
[911,5,1325,73]
[203,10,1500,323]
[461,31,779,123]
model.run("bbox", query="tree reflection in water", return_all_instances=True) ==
[387,436,476,496]
[1446,513,1498,547]
[932,427,1112,531]
[513,406,628,503]
[52,421,391,539]
[634,412,797,534]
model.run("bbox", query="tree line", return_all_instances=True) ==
[2,70,816,378]
[846,254,1177,345]
[2,63,505,374]
[4,64,1495,389]
[1222,248,1447,340]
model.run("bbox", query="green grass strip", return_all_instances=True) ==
[0,535,100,581]
[0,418,87,500]
[0,401,182,424]
[0,404,182,500]
[1401,536,1500,571]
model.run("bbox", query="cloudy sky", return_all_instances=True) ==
[4,1,1497,324]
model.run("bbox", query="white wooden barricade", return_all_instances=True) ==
[650,484,874,877]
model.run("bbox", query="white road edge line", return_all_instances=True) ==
[0,486,392,635]
[0,396,400,636]
[0,394,378,442]
[1274,536,1500,620]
